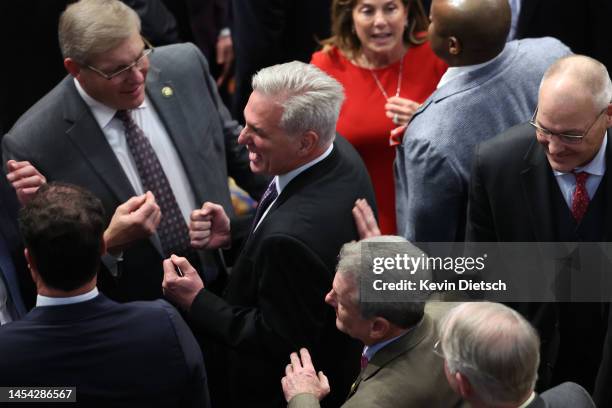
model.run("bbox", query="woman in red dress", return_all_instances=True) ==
[312,0,446,234]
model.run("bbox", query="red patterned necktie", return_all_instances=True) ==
[115,110,192,257]
[571,171,590,223]
[360,354,368,370]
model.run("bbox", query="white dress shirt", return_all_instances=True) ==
[37,287,99,307]
[74,79,197,223]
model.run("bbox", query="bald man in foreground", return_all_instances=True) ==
[394,0,570,242]
[467,55,612,392]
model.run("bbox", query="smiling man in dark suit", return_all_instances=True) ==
[467,55,612,393]
[2,0,267,303]
[162,61,377,408]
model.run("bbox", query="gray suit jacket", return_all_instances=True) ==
[2,43,267,301]
[394,37,571,242]
[531,382,595,408]
[288,314,463,408]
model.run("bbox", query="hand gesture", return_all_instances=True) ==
[189,202,231,249]
[352,198,381,239]
[162,254,204,311]
[216,33,234,87]
[5,160,46,206]
[281,348,330,402]
[385,96,421,126]
[103,191,161,254]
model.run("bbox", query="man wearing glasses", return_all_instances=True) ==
[2,0,267,303]
[466,55,612,400]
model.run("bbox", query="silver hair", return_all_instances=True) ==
[59,0,141,63]
[251,61,344,146]
[439,302,540,405]
[336,235,431,328]
[540,55,612,111]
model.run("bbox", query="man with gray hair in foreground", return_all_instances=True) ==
[281,236,462,408]
[162,61,377,407]
[438,302,595,408]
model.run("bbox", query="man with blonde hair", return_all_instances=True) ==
[3,0,267,302]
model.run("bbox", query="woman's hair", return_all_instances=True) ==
[321,0,429,58]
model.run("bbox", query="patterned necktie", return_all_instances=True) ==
[360,354,369,370]
[571,171,590,223]
[115,110,192,257]
[250,179,278,233]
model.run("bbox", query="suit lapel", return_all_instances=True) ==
[604,131,612,240]
[347,315,432,400]
[62,78,136,204]
[520,135,556,241]
[145,67,212,205]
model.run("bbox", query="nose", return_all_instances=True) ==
[237,127,249,145]
[546,136,565,155]
[373,10,386,26]
[125,64,146,82]
[324,289,336,307]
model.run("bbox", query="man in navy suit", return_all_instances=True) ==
[0,182,210,407]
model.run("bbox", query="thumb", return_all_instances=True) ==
[318,371,330,392]
[170,254,197,277]
[201,201,225,219]
[119,194,147,213]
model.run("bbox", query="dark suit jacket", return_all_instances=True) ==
[3,43,268,302]
[188,136,377,407]
[231,0,332,123]
[0,294,209,407]
[0,174,30,316]
[288,314,463,408]
[466,123,611,391]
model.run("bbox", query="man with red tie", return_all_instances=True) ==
[466,55,612,395]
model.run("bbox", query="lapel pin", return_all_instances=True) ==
[161,86,174,98]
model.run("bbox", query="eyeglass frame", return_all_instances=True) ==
[529,104,609,145]
[85,37,154,81]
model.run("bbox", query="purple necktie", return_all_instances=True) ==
[115,109,192,257]
[250,179,278,233]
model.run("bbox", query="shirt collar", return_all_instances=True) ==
[553,131,607,177]
[36,287,99,307]
[517,391,536,408]
[73,78,147,129]
[276,143,334,193]
[363,329,410,361]
[437,47,505,89]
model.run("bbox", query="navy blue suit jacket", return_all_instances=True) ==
[0,294,210,407]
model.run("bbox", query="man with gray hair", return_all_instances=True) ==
[3,0,268,302]
[280,235,463,408]
[438,302,595,407]
[467,55,612,392]
[162,61,377,407]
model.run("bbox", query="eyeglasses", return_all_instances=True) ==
[85,37,154,80]
[529,105,607,145]
[433,340,444,358]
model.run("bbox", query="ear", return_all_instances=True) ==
[64,57,82,79]
[369,317,391,341]
[604,103,612,128]
[297,130,320,157]
[24,248,40,286]
[455,371,473,399]
[448,36,462,55]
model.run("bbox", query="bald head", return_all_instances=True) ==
[429,0,510,66]
[540,55,612,111]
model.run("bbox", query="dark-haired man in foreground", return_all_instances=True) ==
[0,183,209,407]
